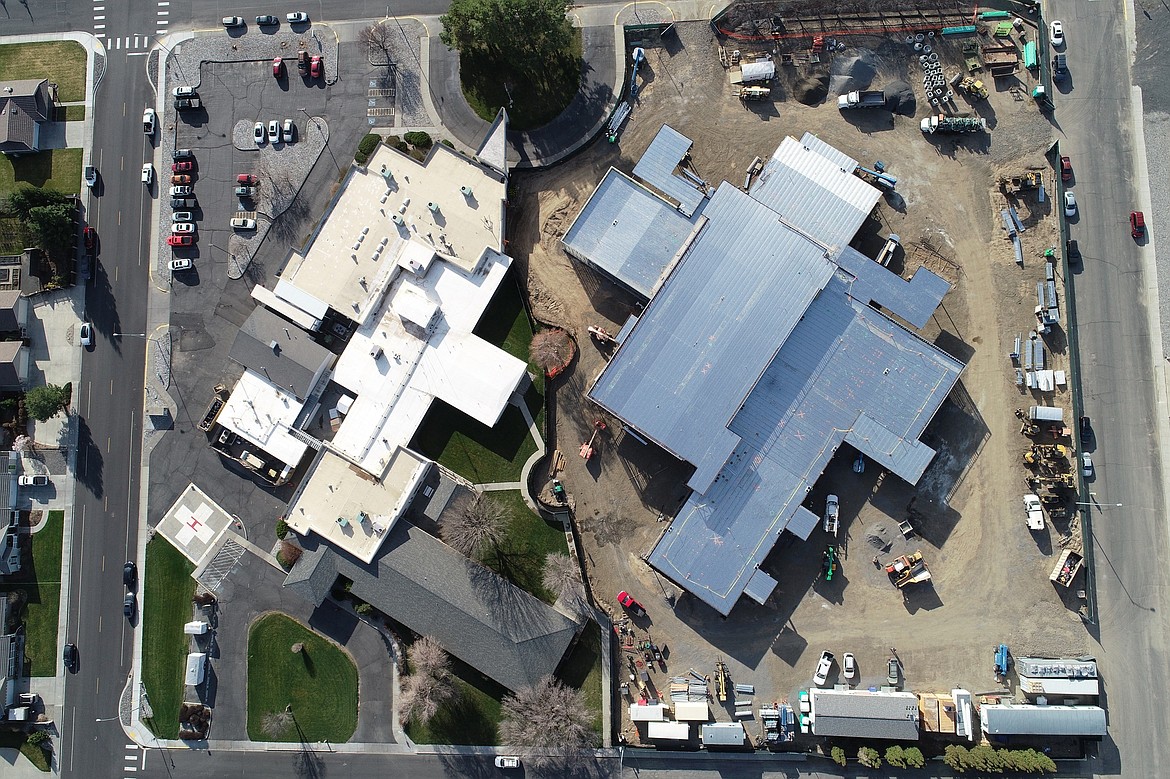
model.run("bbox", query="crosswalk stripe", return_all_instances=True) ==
[94,15,104,20]
[158,10,168,15]
[124,745,136,751]
[125,755,136,761]
[94,23,105,29]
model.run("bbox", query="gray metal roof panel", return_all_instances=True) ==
[844,416,938,483]
[835,246,951,329]
[981,705,1107,736]
[632,125,706,217]
[561,169,695,298]
[228,307,333,400]
[798,132,860,172]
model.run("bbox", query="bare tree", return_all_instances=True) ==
[260,710,293,738]
[398,639,459,725]
[359,23,396,66]
[442,493,508,558]
[500,676,596,766]
[12,435,33,455]
[542,553,586,615]
[409,635,450,679]
[529,328,574,375]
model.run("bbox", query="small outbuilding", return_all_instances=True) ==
[647,721,690,741]
[980,703,1107,737]
[701,722,747,749]
[630,703,668,722]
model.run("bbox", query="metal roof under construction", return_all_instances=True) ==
[633,125,708,217]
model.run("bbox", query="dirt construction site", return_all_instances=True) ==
[506,2,1092,745]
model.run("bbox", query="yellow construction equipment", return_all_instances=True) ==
[715,658,729,702]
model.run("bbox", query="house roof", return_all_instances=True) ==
[0,341,23,389]
[285,520,580,691]
[811,689,921,741]
[228,306,333,400]
[0,290,21,332]
[0,79,51,153]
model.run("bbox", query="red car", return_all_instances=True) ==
[1131,210,1145,239]
[172,161,193,173]
[617,590,646,617]
[82,226,96,250]
[167,234,196,246]
[171,174,192,184]
[272,57,285,78]
[310,55,322,78]
[236,173,258,185]
[1059,156,1072,183]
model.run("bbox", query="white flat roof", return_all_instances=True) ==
[281,143,507,317]
[218,370,310,467]
[286,448,430,563]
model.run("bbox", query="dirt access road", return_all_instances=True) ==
[506,19,1090,738]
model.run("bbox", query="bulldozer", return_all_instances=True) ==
[952,73,990,99]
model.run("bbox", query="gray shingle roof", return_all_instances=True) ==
[285,521,580,692]
[811,689,921,741]
[228,307,333,400]
[0,79,51,153]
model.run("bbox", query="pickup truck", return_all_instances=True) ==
[823,494,839,535]
[1023,494,1045,530]
[837,89,885,109]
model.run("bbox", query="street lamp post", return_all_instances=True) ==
[1075,492,1123,508]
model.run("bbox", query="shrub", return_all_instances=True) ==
[857,746,882,769]
[440,139,454,148]
[404,131,433,148]
[830,746,846,766]
[885,745,906,768]
[276,541,302,570]
[354,133,382,164]
[355,602,374,616]
[904,746,926,768]
[276,517,288,540]
[26,730,50,747]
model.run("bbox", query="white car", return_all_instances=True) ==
[813,650,834,687]
[79,321,93,347]
[170,185,193,196]
[493,756,520,769]
[254,121,266,145]
[169,258,193,271]
[1064,191,1077,217]
[141,163,154,185]
[230,217,257,230]
[142,107,156,135]
[842,652,857,681]
[286,11,309,23]
[18,474,49,487]
[83,165,97,188]
[267,119,280,143]
[1049,20,1064,48]
[172,86,197,97]
[1082,451,1093,478]
[282,119,294,143]
[172,211,194,222]
[171,222,196,234]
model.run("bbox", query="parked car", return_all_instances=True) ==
[171,174,192,184]
[63,642,78,671]
[79,321,93,347]
[172,212,194,222]
[1080,416,1091,444]
[282,119,294,143]
[267,119,280,143]
[167,234,196,246]
[1064,191,1077,217]
[310,55,322,78]
[142,107,156,135]
[1049,20,1064,48]
[272,57,285,78]
[1082,451,1093,478]
[1059,155,1072,183]
[123,561,137,589]
[254,121,265,145]
[1066,238,1080,264]
[173,148,193,160]
[171,222,196,234]
[286,11,309,23]
[887,657,900,686]
[141,163,154,184]
[494,756,521,769]
[1131,210,1146,239]
[842,652,857,681]
[171,198,197,209]
[175,97,201,111]
[1053,53,1068,81]
[18,474,49,486]
[172,161,194,173]
[813,650,834,686]
[230,217,257,230]
[169,258,193,271]
[235,185,256,198]
[172,86,197,97]
[297,50,310,76]
[84,164,98,188]
[236,174,258,185]
[222,15,244,27]
[617,590,645,617]
[256,14,278,25]
[170,185,193,196]
[123,592,136,619]
[83,226,97,250]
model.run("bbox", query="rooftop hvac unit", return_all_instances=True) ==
[460,185,472,196]
[391,213,404,225]
[427,201,439,213]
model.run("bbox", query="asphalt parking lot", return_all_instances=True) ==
[148,38,387,536]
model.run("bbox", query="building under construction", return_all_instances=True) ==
[563,126,964,615]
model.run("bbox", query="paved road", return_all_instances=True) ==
[1053,1,1170,778]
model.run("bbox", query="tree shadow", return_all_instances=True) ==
[74,415,103,498]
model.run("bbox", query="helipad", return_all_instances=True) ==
[156,484,236,566]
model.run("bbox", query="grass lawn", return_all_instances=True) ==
[10,510,64,677]
[140,536,195,740]
[479,490,566,604]
[411,277,545,484]
[404,654,504,745]
[0,148,83,201]
[246,613,358,742]
[0,42,88,102]
[558,621,604,738]
[460,30,582,130]
[0,731,51,772]
[60,105,86,122]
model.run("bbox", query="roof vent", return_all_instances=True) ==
[460,185,472,197]
[268,340,281,355]
[391,213,404,225]
[427,202,439,213]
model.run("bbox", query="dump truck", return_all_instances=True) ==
[740,86,771,101]
[837,89,885,109]
[886,550,932,588]
[1050,548,1084,587]
[1023,494,1045,530]
[920,114,987,134]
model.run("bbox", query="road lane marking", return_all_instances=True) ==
[86,381,91,413]
[107,436,111,453]
[110,379,113,396]
[67,707,76,771]
[118,210,122,226]
[115,265,119,282]
[98,615,101,634]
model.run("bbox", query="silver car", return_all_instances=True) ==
[172,212,194,222]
